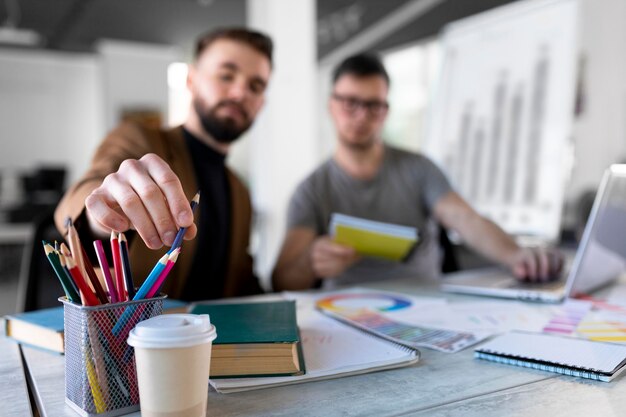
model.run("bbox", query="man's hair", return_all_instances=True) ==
[332,53,390,85]
[195,27,273,65]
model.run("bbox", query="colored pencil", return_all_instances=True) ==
[112,253,168,335]
[134,253,169,301]
[66,218,91,289]
[110,231,126,301]
[147,248,180,298]
[42,242,80,303]
[65,256,100,306]
[85,348,106,413]
[118,233,136,299]
[168,191,200,253]
[80,245,109,304]
[93,240,119,303]
[56,246,81,297]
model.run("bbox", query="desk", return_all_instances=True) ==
[0,336,33,416]
[10,278,626,416]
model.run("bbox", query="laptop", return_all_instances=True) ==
[441,165,626,302]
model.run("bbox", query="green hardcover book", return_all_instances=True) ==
[3,299,188,354]
[190,300,305,378]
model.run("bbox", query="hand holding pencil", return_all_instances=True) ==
[84,153,197,249]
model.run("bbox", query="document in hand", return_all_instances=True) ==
[329,213,418,261]
[475,331,626,382]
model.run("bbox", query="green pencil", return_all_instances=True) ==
[43,242,80,303]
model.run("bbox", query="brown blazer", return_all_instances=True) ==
[54,121,262,299]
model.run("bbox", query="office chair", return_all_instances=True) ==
[438,225,460,273]
[16,209,65,312]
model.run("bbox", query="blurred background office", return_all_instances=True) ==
[1,0,625,314]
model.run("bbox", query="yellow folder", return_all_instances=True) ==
[333,224,418,261]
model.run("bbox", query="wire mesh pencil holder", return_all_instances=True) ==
[61,295,165,417]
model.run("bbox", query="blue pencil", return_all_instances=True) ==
[168,191,200,253]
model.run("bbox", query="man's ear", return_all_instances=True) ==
[186,65,196,90]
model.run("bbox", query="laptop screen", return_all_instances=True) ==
[566,165,626,297]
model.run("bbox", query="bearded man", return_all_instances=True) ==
[55,28,273,300]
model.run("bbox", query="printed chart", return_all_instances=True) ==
[316,292,490,353]
[424,0,579,242]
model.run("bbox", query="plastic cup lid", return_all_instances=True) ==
[127,314,217,349]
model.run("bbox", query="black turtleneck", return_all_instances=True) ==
[181,128,230,300]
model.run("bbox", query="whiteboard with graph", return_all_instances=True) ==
[424,0,579,243]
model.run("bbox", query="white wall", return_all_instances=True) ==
[97,40,180,131]
[0,41,181,205]
[0,48,102,199]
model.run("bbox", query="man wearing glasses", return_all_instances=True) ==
[272,53,562,291]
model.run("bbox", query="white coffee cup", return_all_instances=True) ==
[128,314,217,417]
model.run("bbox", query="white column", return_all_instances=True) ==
[246,0,318,288]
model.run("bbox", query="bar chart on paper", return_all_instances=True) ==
[424,0,579,242]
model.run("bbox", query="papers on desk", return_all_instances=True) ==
[303,288,492,353]
[330,213,418,261]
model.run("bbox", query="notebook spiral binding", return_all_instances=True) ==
[318,309,421,359]
[475,351,606,382]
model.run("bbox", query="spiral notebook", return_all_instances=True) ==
[475,331,626,382]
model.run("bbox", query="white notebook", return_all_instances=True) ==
[210,302,419,393]
[475,331,626,382]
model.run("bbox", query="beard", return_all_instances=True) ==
[339,132,377,151]
[194,99,252,144]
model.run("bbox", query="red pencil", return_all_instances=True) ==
[110,231,126,301]
[65,256,100,306]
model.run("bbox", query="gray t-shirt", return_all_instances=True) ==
[287,145,452,288]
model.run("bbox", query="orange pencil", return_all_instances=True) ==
[66,218,93,291]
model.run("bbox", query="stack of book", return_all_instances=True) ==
[190,300,304,378]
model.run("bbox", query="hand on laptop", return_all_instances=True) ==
[510,247,564,282]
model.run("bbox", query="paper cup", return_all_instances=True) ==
[127,314,216,417]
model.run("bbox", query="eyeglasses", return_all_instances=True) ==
[331,93,389,116]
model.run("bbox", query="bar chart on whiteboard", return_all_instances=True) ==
[424,0,579,243]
